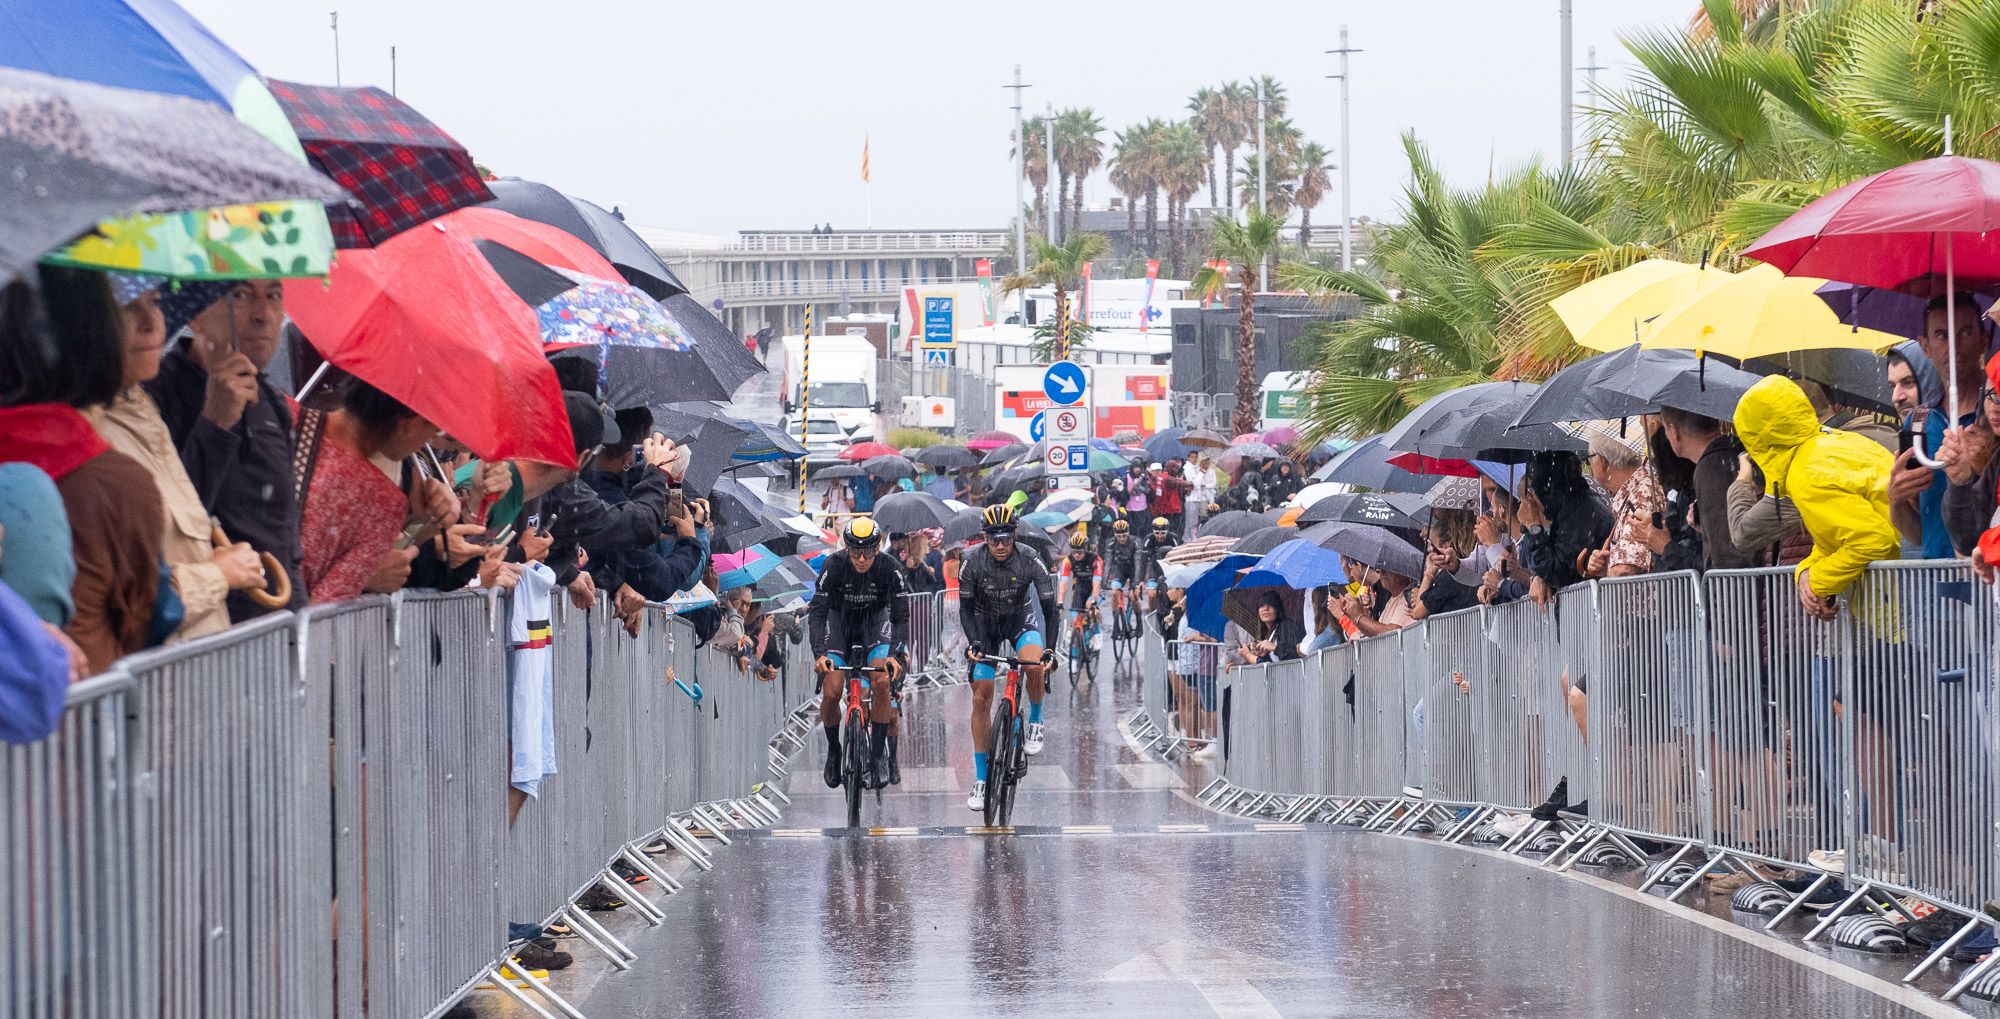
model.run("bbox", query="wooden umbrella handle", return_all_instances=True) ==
[212,525,293,610]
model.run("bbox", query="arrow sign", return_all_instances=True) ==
[1103,940,1297,1019]
[1029,412,1046,443]
[1042,361,1087,406]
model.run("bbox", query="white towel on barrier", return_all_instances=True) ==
[507,561,559,798]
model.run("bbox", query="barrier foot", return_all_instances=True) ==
[1904,915,1982,984]
[1634,842,1696,892]
[761,782,794,806]
[511,955,589,1019]
[1196,777,1229,802]
[1943,931,2000,1002]
[661,819,716,871]
[1443,805,1493,844]
[1500,819,1548,856]
[483,963,565,1019]
[1363,799,1406,831]
[601,871,664,927]
[690,804,736,844]
[621,845,682,894]
[1763,873,1832,931]
[1554,828,1608,872]
[1803,881,1875,943]
[566,902,638,967]
[1664,850,1727,903]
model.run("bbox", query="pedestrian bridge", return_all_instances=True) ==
[5,570,1986,1018]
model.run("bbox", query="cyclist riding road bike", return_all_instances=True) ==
[1057,532,1103,648]
[958,505,1060,811]
[807,518,910,790]
[1140,516,1180,612]
[1102,519,1139,623]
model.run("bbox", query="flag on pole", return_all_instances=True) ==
[1080,262,1093,328]
[1140,259,1160,334]
[975,259,996,325]
[860,136,870,183]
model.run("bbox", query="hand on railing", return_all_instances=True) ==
[1795,570,1837,621]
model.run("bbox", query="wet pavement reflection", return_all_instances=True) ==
[584,653,1930,1018]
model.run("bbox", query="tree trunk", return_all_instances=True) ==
[1232,266,1259,436]
[1222,146,1237,215]
[1072,172,1085,237]
[1144,187,1159,257]
[1056,169,1071,241]
[1033,183,1045,231]
[1125,196,1137,259]
[1167,195,1181,277]
[1206,143,1218,208]
[1299,207,1313,251]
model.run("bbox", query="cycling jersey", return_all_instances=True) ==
[807,552,910,658]
[1059,552,1102,609]
[956,542,1057,654]
[1103,536,1139,581]
[1140,532,1180,585]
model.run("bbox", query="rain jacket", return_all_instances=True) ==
[1734,376,1899,599]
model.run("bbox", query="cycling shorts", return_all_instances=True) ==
[971,631,1045,681]
[824,644,892,669]
[1107,578,1127,591]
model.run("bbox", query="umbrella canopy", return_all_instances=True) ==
[714,543,779,592]
[1311,436,1435,492]
[869,491,955,533]
[1038,487,1095,509]
[1511,345,1762,428]
[913,444,979,469]
[266,79,492,248]
[1382,380,1581,459]
[981,442,1029,467]
[1425,476,1480,511]
[1163,534,1241,565]
[755,555,819,602]
[1083,448,1132,473]
[1223,440,1283,462]
[1296,492,1424,530]
[708,478,789,554]
[1185,553,1260,639]
[657,292,766,398]
[728,418,806,462]
[840,441,898,462]
[281,218,572,466]
[1386,453,1478,477]
[1143,427,1193,461]
[528,276,729,406]
[1299,521,1424,580]
[1731,348,1895,417]
[1232,525,1299,556]
[1552,259,1736,352]
[861,454,917,480]
[484,177,687,299]
[1182,428,1230,449]
[1743,155,2000,289]
[814,462,867,480]
[1221,583,1307,638]
[941,508,988,546]
[1022,510,1072,529]
[967,430,1019,452]
[1236,539,1348,592]
[1197,510,1271,538]
[648,403,752,491]
[1642,264,1899,359]
[1261,425,1301,447]
[446,206,620,280]
[1289,481,1344,509]
[1815,281,1996,341]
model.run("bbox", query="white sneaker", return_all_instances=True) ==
[1190,741,1219,760]
[1024,722,1046,756]
[967,780,987,812]
[1807,848,1846,874]
[1491,813,1535,840]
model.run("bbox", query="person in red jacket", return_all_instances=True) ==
[1152,458,1191,537]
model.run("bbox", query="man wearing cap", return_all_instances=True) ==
[145,280,304,619]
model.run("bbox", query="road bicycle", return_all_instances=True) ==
[1065,604,1100,686]
[975,652,1052,827]
[1108,582,1142,662]
[827,646,892,828]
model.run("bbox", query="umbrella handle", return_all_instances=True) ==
[214,525,292,609]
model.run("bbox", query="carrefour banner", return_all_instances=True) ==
[975,259,996,325]
[1140,259,1160,334]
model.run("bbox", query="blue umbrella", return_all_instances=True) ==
[1185,553,1260,639]
[732,420,807,462]
[716,544,780,591]
[1088,437,1120,451]
[1143,427,1194,462]
[1815,280,1995,340]
[0,0,263,108]
[1236,540,1347,591]
[1023,510,1073,529]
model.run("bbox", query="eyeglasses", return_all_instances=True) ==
[1983,388,2000,407]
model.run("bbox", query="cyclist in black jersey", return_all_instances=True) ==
[1102,518,1139,619]
[806,517,910,789]
[957,504,1060,811]
[1139,515,1181,612]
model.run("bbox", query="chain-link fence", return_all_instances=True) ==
[879,359,997,438]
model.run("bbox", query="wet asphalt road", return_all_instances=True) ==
[580,653,1933,1019]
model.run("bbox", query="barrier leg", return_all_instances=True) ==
[565,903,638,968]
[1904,916,1983,984]
[1553,828,1609,871]
[660,819,715,870]
[1944,936,2000,1003]
[483,965,566,1019]
[510,958,589,1019]
[602,871,665,927]
[1802,881,1875,942]
[1663,850,1728,903]
[621,845,682,894]
[1762,873,1832,931]
[1443,805,1494,844]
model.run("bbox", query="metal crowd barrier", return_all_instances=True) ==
[3,589,811,1018]
[898,590,958,686]
[1132,634,1224,759]
[1172,561,2000,1002]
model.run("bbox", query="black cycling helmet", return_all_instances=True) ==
[981,504,1018,535]
[1069,532,1090,550]
[1113,519,1129,534]
[843,516,882,551]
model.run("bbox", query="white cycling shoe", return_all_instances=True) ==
[967,780,987,812]
[1024,722,1046,756]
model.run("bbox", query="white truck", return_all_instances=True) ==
[779,334,880,461]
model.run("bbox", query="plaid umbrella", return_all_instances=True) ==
[267,79,493,248]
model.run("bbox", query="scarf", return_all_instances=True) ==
[0,404,110,480]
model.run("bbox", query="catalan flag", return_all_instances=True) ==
[861,135,870,183]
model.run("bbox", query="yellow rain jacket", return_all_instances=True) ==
[1734,375,1899,598]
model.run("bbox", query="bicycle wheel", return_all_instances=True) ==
[843,711,865,828]
[984,699,1014,827]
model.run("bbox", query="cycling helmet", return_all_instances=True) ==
[843,516,882,550]
[981,504,1018,534]
[1151,517,1169,529]
[1112,519,1129,534]
[1069,532,1090,550]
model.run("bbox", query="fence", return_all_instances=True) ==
[878,359,997,440]
[2,589,811,1018]
[1148,561,2000,1001]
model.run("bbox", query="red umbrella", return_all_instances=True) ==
[838,441,898,462]
[442,206,620,280]
[1386,452,1478,477]
[283,220,574,467]
[267,79,494,248]
[967,430,1018,452]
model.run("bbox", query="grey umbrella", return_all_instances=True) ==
[1380,381,1583,459]
[1298,521,1424,580]
[914,444,980,469]
[981,442,1029,467]
[708,478,789,553]
[1224,440,1283,462]
[1142,428,1193,461]
[942,508,987,545]
[1232,525,1299,556]
[813,462,867,480]
[1737,348,1895,417]
[1197,510,1271,538]
[862,454,917,480]
[648,404,753,492]
[1312,436,1435,493]
[662,293,766,398]
[1512,347,1760,428]
[870,492,955,533]
[1296,492,1425,530]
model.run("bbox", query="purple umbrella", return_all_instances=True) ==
[1814,280,1995,341]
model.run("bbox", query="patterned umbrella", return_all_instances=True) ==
[267,79,493,248]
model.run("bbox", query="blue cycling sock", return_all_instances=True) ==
[974,752,989,781]
[1028,700,1043,724]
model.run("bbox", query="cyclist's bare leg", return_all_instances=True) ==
[819,667,843,727]
[1020,640,1048,711]
[970,677,994,755]
[867,665,895,724]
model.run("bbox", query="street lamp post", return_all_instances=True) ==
[1327,27,1362,271]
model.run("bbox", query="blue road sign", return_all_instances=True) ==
[1029,411,1046,443]
[1042,361,1087,406]
[1067,444,1089,470]
[923,349,950,367]
[922,296,955,346]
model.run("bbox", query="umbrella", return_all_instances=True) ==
[840,441,898,462]
[447,206,620,280]
[1232,525,1299,556]
[942,508,988,545]
[1185,553,1260,639]
[1425,477,1481,511]
[1023,510,1073,529]
[1038,487,1095,509]
[1084,448,1132,473]
[1382,381,1582,459]
[708,478,790,554]
[1814,280,1997,341]
[1182,428,1230,449]
[719,415,805,462]
[484,178,687,299]
[0,69,349,285]
[1642,264,1898,360]
[1142,427,1194,462]
[988,463,1045,495]
[281,218,572,466]
[981,442,1029,467]
[755,555,819,602]
[813,462,867,480]
[967,430,1019,452]
[913,444,980,469]
[1511,346,1762,427]
[1197,510,1271,538]
[1297,492,1424,530]
[266,79,492,248]
[647,403,752,491]
[1386,453,1478,477]
[1299,521,1423,580]
[1223,440,1283,461]
[1731,348,1895,417]
[1163,534,1241,565]
[714,544,780,591]
[861,454,917,480]
[1312,436,1434,493]
[1262,425,1301,447]
[1552,259,1736,352]
[1088,437,1120,451]
[869,491,955,533]
[1289,481,1344,509]
[1236,539,1348,592]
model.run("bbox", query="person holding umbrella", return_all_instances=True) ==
[1152,458,1190,537]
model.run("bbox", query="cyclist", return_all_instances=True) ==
[1056,531,1103,650]
[807,517,910,790]
[1102,518,1139,623]
[1140,515,1181,613]
[958,504,1060,811]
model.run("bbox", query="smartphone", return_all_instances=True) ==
[390,517,430,551]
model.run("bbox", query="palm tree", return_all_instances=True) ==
[1109,125,1152,259]
[1250,74,1289,121]
[1293,142,1332,248]
[1189,211,1284,436]
[1157,122,1207,276]
[1001,232,1111,361]
[1187,86,1231,207]
[1123,117,1169,259]
[1017,115,1050,231]
[1236,153,1297,218]
[1217,81,1255,214]
[1058,108,1106,240]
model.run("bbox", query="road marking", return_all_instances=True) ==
[1158,824,1209,834]
[769,829,821,838]
[1253,823,1304,832]
[1104,939,1297,1019]
[968,825,1014,835]
[868,827,920,836]
[1061,824,1114,835]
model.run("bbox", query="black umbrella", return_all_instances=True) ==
[648,403,753,492]
[870,492,956,533]
[1512,346,1759,428]
[982,442,1030,467]
[662,293,766,398]
[1142,428,1193,462]
[1734,349,1895,417]
[862,454,917,480]
[813,462,867,480]
[1312,436,1434,493]
[723,460,788,479]
[708,478,789,553]
[1232,525,1299,556]
[754,555,818,601]
[942,508,987,545]
[914,444,980,469]
[1297,492,1425,530]
[1197,510,1271,538]
[485,178,687,297]
[1389,382,1584,459]
[1298,521,1423,580]
[989,463,1046,496]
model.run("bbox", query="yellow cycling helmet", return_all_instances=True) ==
[843,516,881,550]
[1112,519,1129,534]
[1151,517,1170,529]
[981,504,1019,534]
[1069,531,1090,550]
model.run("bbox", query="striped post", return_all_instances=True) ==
[799,303,813,516]
[1055,289,1071,362]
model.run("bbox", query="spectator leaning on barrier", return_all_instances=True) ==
[1940,352,2000,559]
[1515,450,1612,602]
[1659,406,1756,571]
[1578,423,1659,579]
[296,376,457,603]
[1897,295,1991,559]
[1734,375,1900,618]
[1885,341,1950,555]
[1,268,166,673]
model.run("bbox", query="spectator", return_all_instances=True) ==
[1267,460,1302,505]
[1301,585,1347,655]
[851,472,877,514]
[1734,376,1899,618]
[1884,342,1949,555]
[1725,383,1890,566]
[533,394,686,610]
[1515,450,1612,602]
[821,478,853,519]
[1411,508,1481,620]
[1185,454,1218,535]
[1,268,165,673]
[90,276,267,642]
[0,462,73,627]
[1960,357,2000,582]
[1579,423,1660,579]
[0,575,74,744]
[896,530,942,593]
[146,280,305,618]
[1658,406,1756,571]
[1333,557,1417,637]
[1153,458,1190,536]
[1228,592,1304,666]
[296,377,457,603]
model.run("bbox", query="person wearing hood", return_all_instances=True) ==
[1884,339,1954,556]
[1941,350,2000,558]
[1734,376,1899,618]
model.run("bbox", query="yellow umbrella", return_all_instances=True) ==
[1551,259,1736,352]
[1640,263,1898,358]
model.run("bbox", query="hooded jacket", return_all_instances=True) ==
[1734,376,1899,598]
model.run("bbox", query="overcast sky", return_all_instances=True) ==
[183,0,1700,237]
